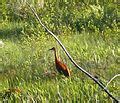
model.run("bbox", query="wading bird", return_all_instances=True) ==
[49,47,71,77]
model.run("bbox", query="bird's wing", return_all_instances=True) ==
[56,60,70,71]
[56,60,66,69]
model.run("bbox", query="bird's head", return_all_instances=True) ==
[49,47,56,51]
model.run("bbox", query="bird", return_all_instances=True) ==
[49,47,71,77]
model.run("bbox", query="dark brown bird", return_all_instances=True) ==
[49,47,71,77]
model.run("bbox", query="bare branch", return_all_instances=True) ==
[26,3,119,102]
[106,74,120,88]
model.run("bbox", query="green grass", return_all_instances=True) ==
[0,20,119,102]
[0,1,119,102]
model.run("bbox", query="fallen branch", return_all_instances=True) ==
[27,3,119,102]
[106,74,120,88]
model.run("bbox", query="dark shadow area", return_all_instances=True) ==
[0,27,23,39]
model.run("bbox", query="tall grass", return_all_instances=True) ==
[0,1,119,102]
[0,22,119,102]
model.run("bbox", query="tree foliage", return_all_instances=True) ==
[0,0,119,34]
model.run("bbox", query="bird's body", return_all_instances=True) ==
[49,47,70,77]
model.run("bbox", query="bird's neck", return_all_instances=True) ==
[53,49,57,61]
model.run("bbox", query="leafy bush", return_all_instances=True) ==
[0,1,118,35]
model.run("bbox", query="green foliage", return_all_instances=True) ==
[0,1,119,102]
[0,31,119,102]
[0,1,118,34]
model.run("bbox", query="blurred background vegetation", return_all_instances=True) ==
[0,0,119,37]
[0,0,119,102]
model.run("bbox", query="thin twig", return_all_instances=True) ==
[106,74,120,88]
[26,3,119,102]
